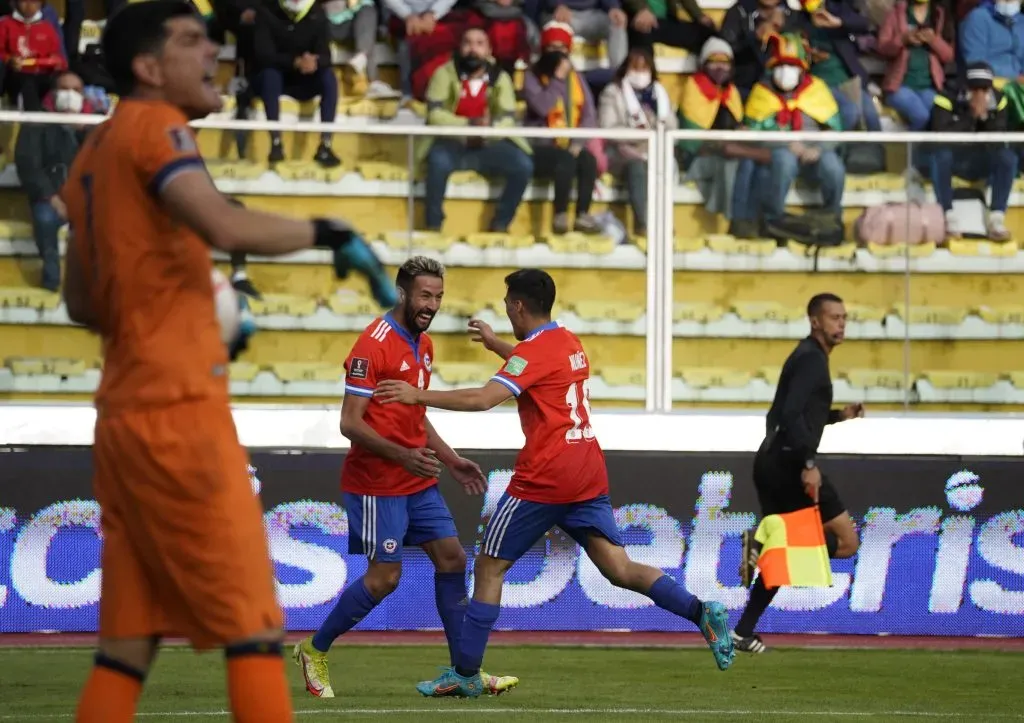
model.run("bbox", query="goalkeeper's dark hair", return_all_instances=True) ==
[807,292,843,318]
[505,268,556,316]
[396,256,445,294]
[102,0,201,97]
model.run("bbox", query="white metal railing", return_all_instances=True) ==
[4,108,1023,412]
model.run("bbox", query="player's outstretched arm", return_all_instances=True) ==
[341,393,442,478]
[375,380,513,412]
[468,319,515,361]
[62,232,97,330]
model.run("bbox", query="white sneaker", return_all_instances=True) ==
[346,52,368,76]
[366,80,401,100]
[988,210,1010,242]
[945,209,960,239]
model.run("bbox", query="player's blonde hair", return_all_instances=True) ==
[397,256,445,293]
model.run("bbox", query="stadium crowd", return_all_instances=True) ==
[5,0,1024,289]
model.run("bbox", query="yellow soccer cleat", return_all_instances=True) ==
[293,636,335,698]
[480,670,520,696]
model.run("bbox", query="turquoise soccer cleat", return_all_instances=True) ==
[699,601,736,671]
[415,667,484,698]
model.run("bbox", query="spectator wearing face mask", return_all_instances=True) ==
[0,0,66,111]
[877,0,954,131]
[679,38,772,232]
[598,47,676,237]
[960,0,1024,83]
[735,33,844,235]
[14,71,90,291]
[542,0,629,69]
[523,22,604,235]
[251,0,341,168]
[720,0,809,99]
[419,27,534,233]
[926,62,1016,240]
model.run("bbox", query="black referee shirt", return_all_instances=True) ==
[765,336,842,466]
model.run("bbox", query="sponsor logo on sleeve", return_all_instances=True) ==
[167,126,198,153]
[349,357,370,380]
[503,356,528,377]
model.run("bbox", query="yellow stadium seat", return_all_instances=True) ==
[275,161,346,183]
[842,368,907,390]
[249,294,319,318]
[678,367,752,389]
[673,302,725,323]
[229,362,261,382]
[599,366,644,388]
[327,291,379,316]
[573,300,645,323]
[674,237,706,252]
[464,232,535,250]
[652,43,689,60]
[947,239,1019,257]
[786,240,857,260]
[345,98,400,120]
[408,100,428,118]
[865,241,937,259]
[380,230,455,251]
[707,235,775,256]
[1006,372,1024,389]
[205,160,266,181]
[449,170,484,186]
[758,366,781,386]
[0,220,32,240]
[0,287,61,310]
[356,162,409,182]
[976,305,1024,325]
[6,357,87,377]
[919,370,998,389]
[895,305,969,325]
[845,174,906,193]
[435,362,492,385]
[546,234,616,255]
[732,301,804,323]
[845,304,887,323]
[270,363,342,383]
[442,297,485,318]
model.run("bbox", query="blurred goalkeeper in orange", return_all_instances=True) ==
[60,2,396,721]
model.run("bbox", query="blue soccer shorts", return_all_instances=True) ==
[343,485,459,563]
[481,492,625,561]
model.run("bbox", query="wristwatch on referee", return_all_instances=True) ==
[804,459,816,470]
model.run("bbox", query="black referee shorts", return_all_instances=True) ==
[752,449,846,524]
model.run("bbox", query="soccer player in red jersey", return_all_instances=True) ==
[377,268,736,697]
[294,257,519,698]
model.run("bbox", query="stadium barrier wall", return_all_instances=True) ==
[1,407,1022,636]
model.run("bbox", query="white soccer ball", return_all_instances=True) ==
[211,268,242,345]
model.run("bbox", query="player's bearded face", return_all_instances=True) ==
[160,17,224,119]
[402,275,443,333]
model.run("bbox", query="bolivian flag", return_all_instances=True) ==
[754,506,833,589]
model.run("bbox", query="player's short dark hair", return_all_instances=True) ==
[102,0,201,96]
[807,293,843,317]
[505,268,556,316]
[396,256,445,294]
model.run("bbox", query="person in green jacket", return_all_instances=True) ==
[421,27,534,233]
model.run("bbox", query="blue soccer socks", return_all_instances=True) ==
[435,571,469,665]
[647,574,703,625]
[454,600,501,677]
[312,578,378,653]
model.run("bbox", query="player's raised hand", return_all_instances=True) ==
[312,219,398,308]
[400,447,443,478]
[375,379,420,405]
[449,456,487,495]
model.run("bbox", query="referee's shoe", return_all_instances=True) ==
[734,530,768,654]
[731,630,767,654]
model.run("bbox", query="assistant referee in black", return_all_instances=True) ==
[731,293,864,654]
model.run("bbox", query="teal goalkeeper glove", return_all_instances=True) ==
[312,219,397,308]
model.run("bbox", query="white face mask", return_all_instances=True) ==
[626,71,652,90]
[54,89,83,113]
[996,0,1020,15]
[772,65,802,92]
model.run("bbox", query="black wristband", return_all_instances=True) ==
[312,218,349,251]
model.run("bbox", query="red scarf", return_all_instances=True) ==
[772,74,813,130]
[693,71,735,106]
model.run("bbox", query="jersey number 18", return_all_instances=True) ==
[565,379,594,442]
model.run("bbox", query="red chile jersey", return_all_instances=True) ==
[490,321,609,504]
[341,314,435,496]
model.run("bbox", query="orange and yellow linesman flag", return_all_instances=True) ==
[754,506,833,589]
